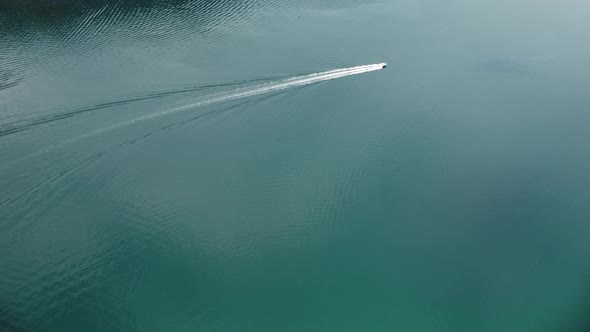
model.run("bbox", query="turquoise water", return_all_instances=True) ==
[2,0,590,331]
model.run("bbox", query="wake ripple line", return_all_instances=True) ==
[73,63,386,139]
[4,63,385,169]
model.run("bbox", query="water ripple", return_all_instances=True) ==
[0,76,285,139]
[0,0,393,330]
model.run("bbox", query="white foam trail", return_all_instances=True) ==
[77,63,385,139]
[5,63,385,168]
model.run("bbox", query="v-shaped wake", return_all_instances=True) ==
[5,63,386,169]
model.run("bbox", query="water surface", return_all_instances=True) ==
[2,0,590,331]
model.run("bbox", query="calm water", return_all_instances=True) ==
[2,0,590,331]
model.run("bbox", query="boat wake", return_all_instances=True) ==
[4,63,386,169]
[74,63,387,140]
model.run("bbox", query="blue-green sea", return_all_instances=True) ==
[2,0,590,331]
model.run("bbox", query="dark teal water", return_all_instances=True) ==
[2,0,590,331]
